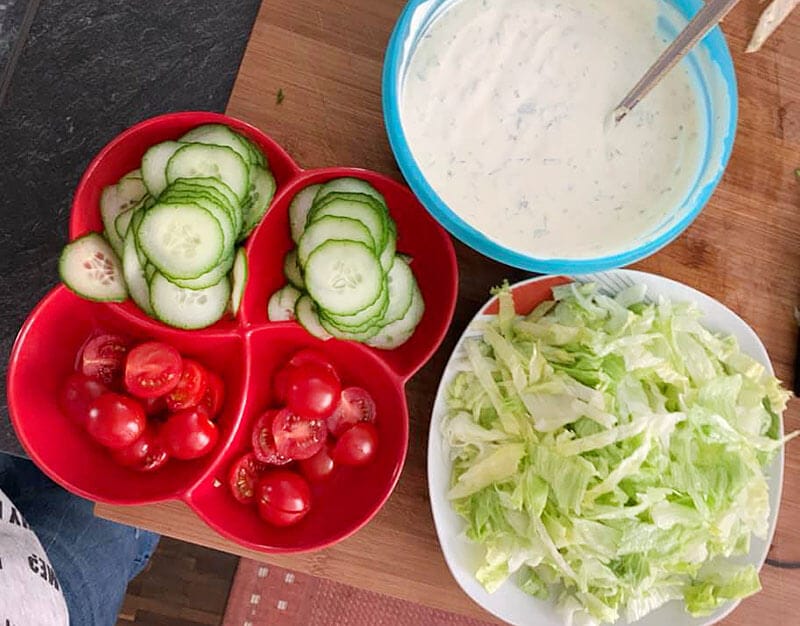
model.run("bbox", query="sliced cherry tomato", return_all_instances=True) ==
[327,387,377,437]
[86,392,146,449]
[80,334,129,386]
[282,362,341,419]
[271,408,327,460]
[333,422,378,466]
[251,410,291,465]
[166,359,208,411]
[161,407,218,460]
[298,441,335,482]
[111,426,169,472]
[228,452,267,504]
[198,371,225,419]
[273,349,338,405]
[59,373,108,428]
[124,341,182,399]
[256,470,311,527]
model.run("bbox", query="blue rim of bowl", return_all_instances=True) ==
[381,0,739,274]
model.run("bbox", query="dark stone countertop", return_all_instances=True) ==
[0,0,260,456]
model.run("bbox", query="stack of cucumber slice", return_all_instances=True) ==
[59,124,273,329]
[267,178,425,350]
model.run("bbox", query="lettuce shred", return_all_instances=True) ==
[443,282,795,625]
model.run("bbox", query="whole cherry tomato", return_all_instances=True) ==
[160,407,218,460]
[59,373,107,428]
[111,426,169,472]
[333,422,378,467]
[86,392,146,449]
[256,470,311,527]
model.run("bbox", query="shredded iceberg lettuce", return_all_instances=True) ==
[443,282,795,624]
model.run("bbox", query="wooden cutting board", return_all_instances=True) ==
[98,1,800,623]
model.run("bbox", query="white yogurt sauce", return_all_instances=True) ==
[400,0,705,259]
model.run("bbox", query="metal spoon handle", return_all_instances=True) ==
[613,0,740,123]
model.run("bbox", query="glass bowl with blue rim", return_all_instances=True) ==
[381,0,738,274]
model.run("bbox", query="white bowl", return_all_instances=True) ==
[427,270,785,625]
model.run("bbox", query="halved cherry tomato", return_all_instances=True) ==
[124,341,182,399]
[59,373,107,428]
[327,387,376,437]
[81,334,129,385]
[298,441,335,482]
[166,359,208,411]
[251,410,291,465]
[281,362,341,419]
[111,426,169,472]
[333,422,378,466]
[228,452,266,504]
[161,407,218,460]
[256,470,311,527]
[86,392,146,449]
[198,371,225,418]
[271,408,327,460]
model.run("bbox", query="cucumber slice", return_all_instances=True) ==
[231,248,248,316]
[179,124,251,164]
[376,256,414,326]
[297,216,375,267]
[366,283,425,350]
[167,178,242,236]
[130,209,148,267]
[169,253,233,290]
[114,195,150,240]
[159,192,235,255]
[166,143,250,201]
[137,203,224,280]
[167,178,238,210]
[122,228,153,315]
[322,280,389,330]
[309,194,387,251]
[380,222,397,272]
[101,171,147,256]
[327,256,412,332]
[241,136,267,168]
[295,295,332,340]
[141,141,183,197]
[319,316,382,341]
[304,240,383,315]
[240,167,276,240]
[149,272,230,329]
[314,177,387,208]
[283,249,304,289]
[289,184,321,244]
[268,284,302,321]
[116,170,147,203]
[59,233,127,302]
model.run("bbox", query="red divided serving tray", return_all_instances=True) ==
[6,111,458,553]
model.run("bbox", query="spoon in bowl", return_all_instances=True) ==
[612,0,740,124]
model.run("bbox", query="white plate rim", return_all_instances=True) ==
[427,269,785,626]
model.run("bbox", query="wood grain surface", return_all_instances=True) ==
[97,1,800,623]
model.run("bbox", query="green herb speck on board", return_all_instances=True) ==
[276,88,285,105]
[795,168,800,181]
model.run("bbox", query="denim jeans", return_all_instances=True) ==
[0,453,159,626]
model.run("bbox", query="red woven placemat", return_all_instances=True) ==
[222,558,497,626]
